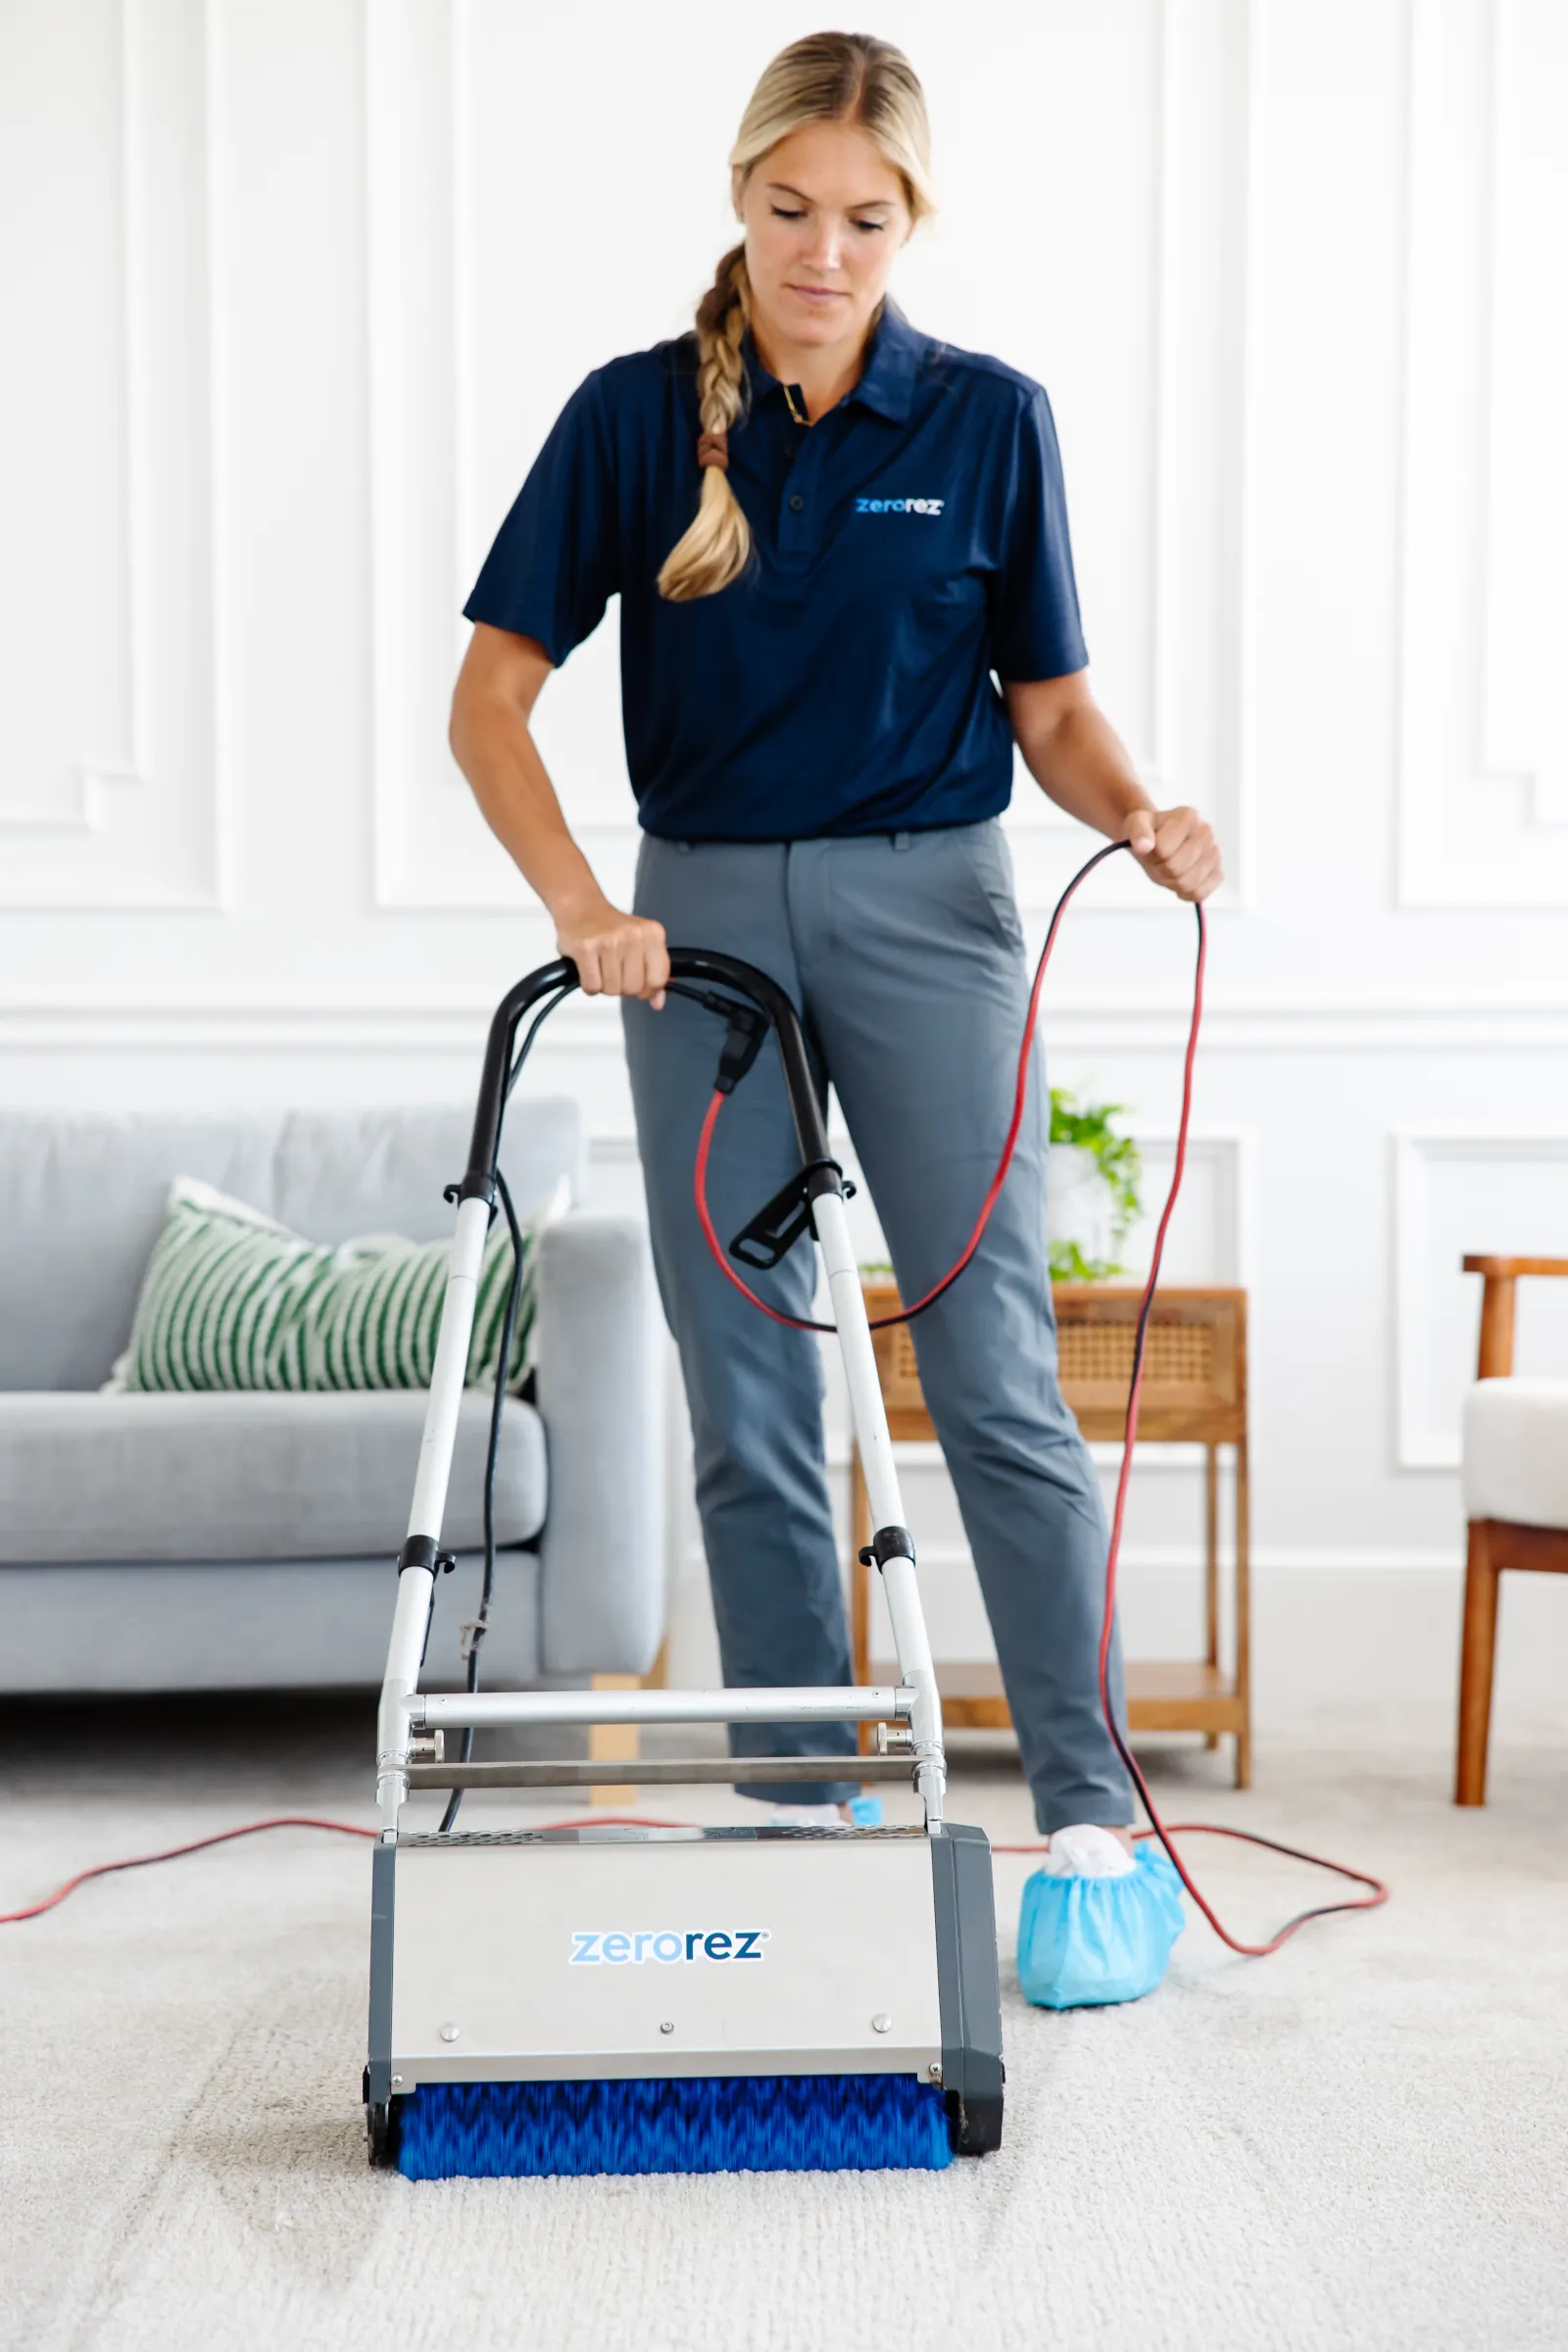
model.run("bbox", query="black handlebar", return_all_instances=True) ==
[466,948,829,1189]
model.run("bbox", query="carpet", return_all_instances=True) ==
[3,1697,1565,2352]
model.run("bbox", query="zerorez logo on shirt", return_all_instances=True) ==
[854,495,945,515]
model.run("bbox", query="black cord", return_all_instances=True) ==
[507,984,573,1100]
[438,1166,526,1836]
[435,986,570,1836]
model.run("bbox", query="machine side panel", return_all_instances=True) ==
[930,1823,1004,2154]
[367,1839,396,2107]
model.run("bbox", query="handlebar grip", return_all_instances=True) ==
[464,947,827,1187]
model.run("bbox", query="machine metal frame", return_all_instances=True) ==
[366,951,1003,2167]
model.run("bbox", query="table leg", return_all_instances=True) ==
[589,1671,640,1806]
[1204,1442,1220,1748]
[1234,1437,1251,1788]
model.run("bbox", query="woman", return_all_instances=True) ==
[451,33,1221,1994]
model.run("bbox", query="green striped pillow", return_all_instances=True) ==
[111,1175,562,1395]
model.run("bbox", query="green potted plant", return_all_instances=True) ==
[858,1089,1143,1291]
[1045,1088,1143,1282]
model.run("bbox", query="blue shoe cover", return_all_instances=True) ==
[1017,1845,1185,2009]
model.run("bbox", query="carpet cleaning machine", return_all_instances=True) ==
[366,948,1004,2179]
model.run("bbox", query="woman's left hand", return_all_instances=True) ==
[1121,806,1224,902]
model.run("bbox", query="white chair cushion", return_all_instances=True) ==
[1461,1378,1568,1529]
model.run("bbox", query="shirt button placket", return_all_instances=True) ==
[779,428,824,563]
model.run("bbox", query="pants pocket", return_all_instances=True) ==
[946,823,1025,954]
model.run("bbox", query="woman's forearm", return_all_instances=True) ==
[449,623,671,998]
[1002,672,1223,900]
[1004,682,1154,838]
[450,688,608,924]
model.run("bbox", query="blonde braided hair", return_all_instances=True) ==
[657,243,753,604]
[657,32,935,604]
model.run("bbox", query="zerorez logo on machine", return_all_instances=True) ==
[569,1929,770,1965]
[854,495,945,514]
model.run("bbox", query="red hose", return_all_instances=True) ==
[695,840,1389,1955]
[8,846,1388,1956]
[0,1814,684,1926]
[694,840,1128,1337]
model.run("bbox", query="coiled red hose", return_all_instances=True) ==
[694,839,1389,1956]
[3,847,1386,1955]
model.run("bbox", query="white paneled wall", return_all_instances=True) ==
[4,0,1566,1728]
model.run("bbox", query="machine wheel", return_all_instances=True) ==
[366,2099,398,2169]
[364,2069,402,2169]
[947,2076,1004,2157]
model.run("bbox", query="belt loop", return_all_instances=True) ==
[892,830,912,852]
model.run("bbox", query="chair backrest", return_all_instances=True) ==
[0,1100,585,1391]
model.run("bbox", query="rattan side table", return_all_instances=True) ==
[850,1282,1251,1787]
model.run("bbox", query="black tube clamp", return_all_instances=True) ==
[443,1171,498,1209]
[858,1524,916,1571]
[397,1536,456,1577]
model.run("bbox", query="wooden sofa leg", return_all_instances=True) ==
[1455,1522,1500,1807]
[589,1671,640,1807]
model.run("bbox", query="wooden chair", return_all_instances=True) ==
[1455,1255,1568,1805]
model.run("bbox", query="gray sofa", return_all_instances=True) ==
[0,1102,664,1694]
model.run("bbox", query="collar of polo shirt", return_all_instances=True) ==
[742,300,923,427]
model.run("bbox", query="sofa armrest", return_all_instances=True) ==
[533,1211,665,1676]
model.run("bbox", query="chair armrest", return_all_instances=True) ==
[532,1212,665,1676]
[1463,1256,1568,1380]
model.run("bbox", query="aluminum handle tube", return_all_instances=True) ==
[404,1193,491,1543]
[811,1188,947,1826]
[376,1189,492,1832]
[812,1197,906,1536]
[415,1684,912,1732]
[376,1566,433,1833]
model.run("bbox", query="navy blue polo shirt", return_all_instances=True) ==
[464,304,1087,840]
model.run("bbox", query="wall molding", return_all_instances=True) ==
[6,1003,1567,1054]
[0,0,227,908]
[1,766,148,837]
[0,0,153,842]
[364,0,462,912]
[1394,1126,1568,1469]
[1395,0,1568,907]
[961,0,1262,913]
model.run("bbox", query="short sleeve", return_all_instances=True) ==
[986,384,1088,682]
[463,371,618,664]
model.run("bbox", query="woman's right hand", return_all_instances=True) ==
[554,898,670,1008]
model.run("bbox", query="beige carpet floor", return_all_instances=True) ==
[2,1697,1565,2352]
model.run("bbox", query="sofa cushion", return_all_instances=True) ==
[0,1551,544,1692]
[1462,1377,1568,1529]
[112,1175,556,1395]
[0,1390,546,1563]
[0,1102,585,1391]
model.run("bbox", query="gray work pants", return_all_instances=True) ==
[622,821,1132,1834]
